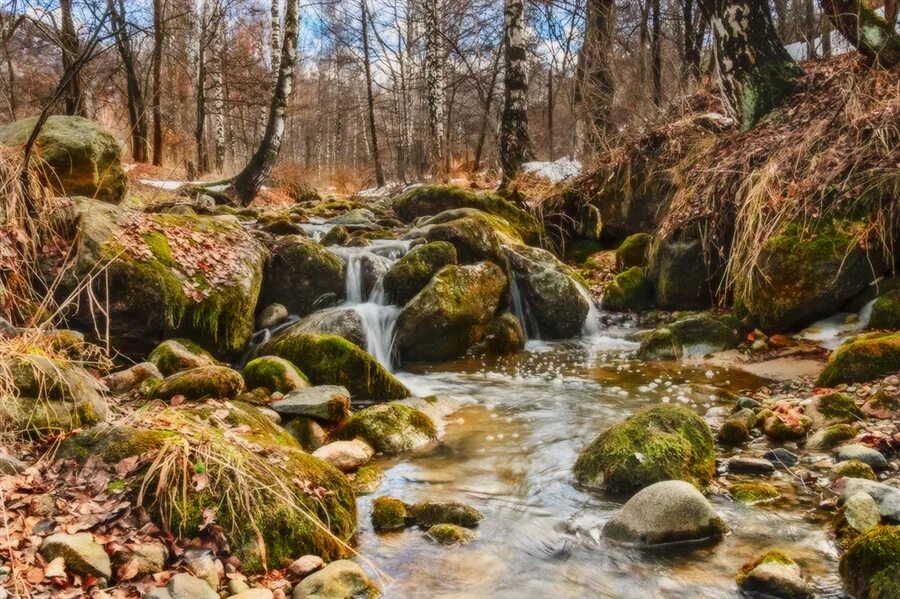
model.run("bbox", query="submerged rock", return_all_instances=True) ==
[730,482,781,505]
[718,408,756,446]
[763,448,799,468]
[817,332,900,387]
[260,236,345,317]
[410,501,483,528]
[573,405,716,494]
[351,466,384,495]
[426,524,477,545]
[727,457,775,475]
[335,402,437,454]
[382,241,458,305]
[242,356,309,394]
[603,480,727,546]
[735,550,814,599]
[291,559,378,599]
[806,423,856,449]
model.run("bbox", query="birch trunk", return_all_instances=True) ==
[424,0,445,177]
[210,0,227,172]
[361,0,385,186]
[819,0,900,66]
[233,0,300,203]
[699,0,803,130]
[498,0,530,186]
[152,0,165,166]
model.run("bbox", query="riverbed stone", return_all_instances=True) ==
[335,402,437,453]
[260,236,346,317]
[760,407,812,441]
[573,404,716,494]
[804,392,864,427]
[727,457,775,475]
[153,365,244,401]
[382,241,457,305]
[735,550,814,599]
[148,339,218,376]
[637,313,741,360]
[833,460,876,480]
[256,303,288,329]
[313,440,375,472]
[410,501,483,528]
[837,444,888,471]
[289,308,367,349]
[806,423,856,449]
[147,573,219,599]
[288,555,325,578]
[841,479,900,522]
[271,386,350,424]
[601,267,653,313]
[351,466,384,495]
[243,356,309,394]
[291,560,378,599]
[285,417,328,451]
[843,492,882,534]
[817,332,900,387]
[603,480,727,546]
[480,312,526,355]
[839,525,900,599]
[718,408,756,445]
[371,496,410,531]
[105,362,163,393]
[730,482,781,504]
[40,532,112,579]
[394,262,508,362]
[763,448,799,468]
[426,524,477,545]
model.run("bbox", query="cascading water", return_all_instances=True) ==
[330,240,412,371]
[574,281,604,339]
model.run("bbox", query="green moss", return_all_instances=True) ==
[260,332,410,402]
[738,58,803,130]
[148,339,216,376]
[371,497,410,531]
[573,404,716,494]
[840,526,900,599]
[107,479,127,494]
[351,466,384,495]
[426,523,477,545]
[615,233,652,271]
[59,426,176,463]
[637,313,740,360]
[818,392,864,421]
[730,482,781,505]
[869,290,900,331]
[243,356,309,394]
[817,332,900,387]
[719,419,751,446]
[335,403,437,454]
[410,501,483,528]
[833,459,876,481]
[735,549,797,586]
[601,267,653,312]
[382,241,458,305]
[153,365,244,401]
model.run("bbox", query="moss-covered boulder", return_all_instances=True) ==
[736,222,883,332]
[1,354,107,436]
[0,116,126,202]
[601,267,653,312]
[394,185,541,243]
[394,263,508,363]
[382,242,457,305]
[410,501,483,528]
[371,496,410,531]
[243,356,309,394]
[817,332,900,387]
[153,365,244,401]
[259,236,345,317]
[288,308,366,349]
[421,215,506,267]
[426,523,477,545]
[839,525,900,599]
[637,313,741,360]
[415,207,525,246]
[833,460,876,481]
[573,405,716,494]
[58,402,357,573]
[615,233,652,271]
[257,332,409,402]
[61,200,266,357]
[647,224,718,310]
[735,550,814,599]
[335,402,437,453]
[869,290,900,331]
[148,339,218,376]
[506,245,589,339]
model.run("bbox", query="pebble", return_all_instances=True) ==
[727,457,776,475]
[763,448,799,468]
[836,444,888,471]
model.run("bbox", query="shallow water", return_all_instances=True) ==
[353,338,846,598]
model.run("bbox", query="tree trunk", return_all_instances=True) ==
[109,0,147,162]
[210,3,227,173]
[699,0,803,130]
[424,0,445,177]
[651,0,663,106]
[547,66,554,160]
[819,0,900,66]
[804,0,818,59]
[498,0,531,187]
[152,0,165,166]
[361,0,385,187]
[472,44,502,173]
[233,0,299,204]
[575,0,615,155]
[60,0,85,117]
[195,0,209,174]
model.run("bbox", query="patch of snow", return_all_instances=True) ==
[138,179,185,190]
[785,8,897,61]
[520,157,582,184]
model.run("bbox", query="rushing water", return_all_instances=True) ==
[352,337,847,599]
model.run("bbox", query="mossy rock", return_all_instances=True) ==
[718,408,756,446]
[637,313,741,360]
[480,313,526,355]
[730,482,781,505]
[812,392,865,424]
[321,225,350,246]
[243,356,309,394]
[351,466,384,495]
[0,116,126,202]
[284,417,327,451]
[565,239,605,265]
[735,550,813,599]
[839,526,900,599]
[736,221,883,332]
[153,365,244,401]
[421,215,507,267]
[869,290,900,331]
[601,267,653,312]
[410,501,483,528]
[57,402,357,573]
[807,423,856,449]
[647,224,718,310]
[833,459,876,481]
[289,308,366,349]
[817,332,900,387]
[394,185,542,243]
[394,262,508,363]
[760,409,812,441]
[506,245,590,339]
[615,233,652,271]
[63,200,266,358]
[382,241,458,305]
[371,496,410,531]
[335,402,437,454]
[573,404,716,494]
[1,354,107,436]
[259,236,346,317]
[426,523,477,545]
[148,339,218,376]
[415,208,524,246]
[257,332,409,403]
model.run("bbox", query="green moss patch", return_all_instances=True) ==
[371,497,410,531]
[243,356,309,394]
[817,332,900,387]
[730,482,781,505]
[382,241,458,306]
[335,402,437,454]
[840,526,900,599]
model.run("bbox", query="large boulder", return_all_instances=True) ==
[335,402,437,453]
[736,222,883,332]
[601,267,653,312]
[869,290,900,331]
[260,236,346,317]
[59,402,357,573]
[637,313,742,360]
[1,354,106,436]
[506,245,589,339]
[647,224,718,310]
[382,241,457,305]
[839,525,900,599]
[60,200,266,357]
[422,216,506,267]
[394,262,507,363]
[288,308,366,348]
[0,116,126,202]
[256,331,409,402]
[603,480,727,546]
[573,405,716,494]
[817,332,900,387]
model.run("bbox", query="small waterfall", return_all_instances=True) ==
[574,281,604,339]
[510,273,541,340]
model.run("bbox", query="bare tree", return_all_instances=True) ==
[576,0,615,154]
[498,0,530,186]
[152,0,165,165]
[59,0,86,116]
[360,0,385,186]
[819,0,900,66]
[108,0,147,161]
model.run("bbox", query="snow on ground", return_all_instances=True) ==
[520,157,582,184]
[785,8,897,61]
